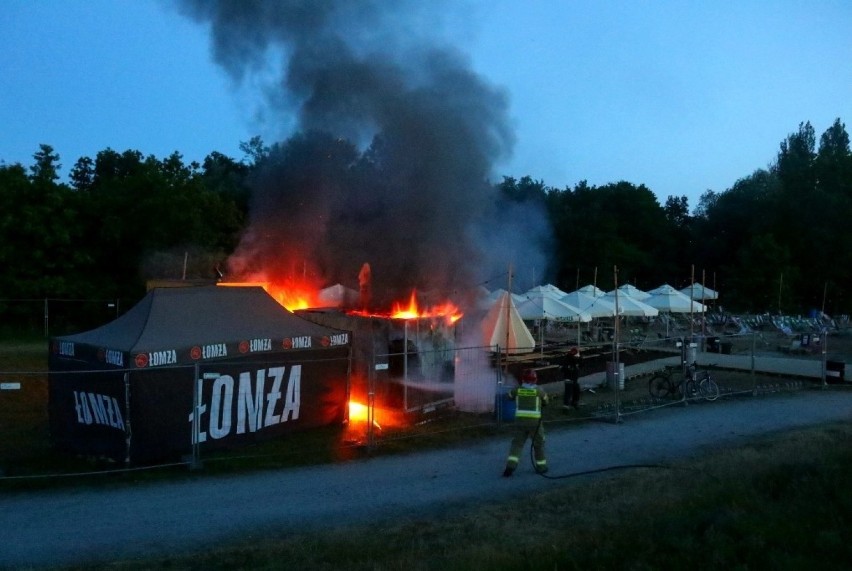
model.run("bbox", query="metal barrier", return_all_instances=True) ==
[1,327,849,480]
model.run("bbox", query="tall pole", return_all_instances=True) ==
[713,271,717,308]
[778,273,783,314]
[612,265,622,423]
[701,268,707,339]
[689,264,695,341]
[505,264,513,369]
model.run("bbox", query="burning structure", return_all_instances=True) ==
[167,2,555,428]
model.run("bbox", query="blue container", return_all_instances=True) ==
[495,386,516,422]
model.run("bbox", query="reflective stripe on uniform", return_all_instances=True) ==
[515,387,541,419]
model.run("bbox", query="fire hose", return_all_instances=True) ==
[529,417,695,480]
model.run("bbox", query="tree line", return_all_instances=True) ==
[1,118,849,333]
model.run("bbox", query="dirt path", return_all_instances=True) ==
[1,389,850,569]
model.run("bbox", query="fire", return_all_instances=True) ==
[219,279,462,324]
[218,280,321,311]
[352,290,463,324]
[348,401,380,429]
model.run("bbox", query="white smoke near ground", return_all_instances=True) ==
[176,0,553,308]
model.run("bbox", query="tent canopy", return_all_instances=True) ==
[611,284,651,301]
[516,295,592,322]
[49,286,352,464]
[601,291,659,317]
[679,283,719,300]
[572,284,606,298]
[644,284,706,313]
[481,291,535,353]
[560,291,617,318]
[523,284,569,299]
[52,286,351,367]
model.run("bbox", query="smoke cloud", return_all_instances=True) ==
[177,0,549,307]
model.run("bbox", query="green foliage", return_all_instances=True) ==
[1,116,850,317]
[548,180,673,289]
[0,145,249,331]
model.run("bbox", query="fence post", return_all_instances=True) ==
[367,352,376,451]
[495,345,503,427]
[751,330,757,395]
[821,333,828,388]
[192,363,201,470]
[123,371,131,466]
[679,337,688,406]
[611,343,623,423]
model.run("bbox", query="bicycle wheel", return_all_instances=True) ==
[699,376,720,401]
[649,373,673,399]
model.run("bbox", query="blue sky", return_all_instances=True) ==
[1,0,849,209]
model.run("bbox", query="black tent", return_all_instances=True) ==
[48,286,352,464]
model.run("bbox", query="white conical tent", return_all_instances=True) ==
[612,283,651,301]
[601,291,659,317]
[479,288,526,311]
[644,284,706,313]
[679,283,719,301]
[481,291,535,354]
[560,291,617,318]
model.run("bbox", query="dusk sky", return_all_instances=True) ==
[2,0,849,209]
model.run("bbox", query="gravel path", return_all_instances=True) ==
[1,390,851,569]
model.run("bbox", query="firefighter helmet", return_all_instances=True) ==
[521,368,538,383]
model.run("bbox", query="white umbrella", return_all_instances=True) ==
[601,291,659,317]
[611,283,651,301]
[560,291,617,318]
[644,284,706,313]
[679,283,719,301]
[481,292,535,354]
[573,284,606,298]
[523,284,569,299]
[516,295,592,322]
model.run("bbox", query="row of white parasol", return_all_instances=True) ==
[480,281,720,353]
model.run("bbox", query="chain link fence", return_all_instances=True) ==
[1,313,850,481]
[0,298,122,337]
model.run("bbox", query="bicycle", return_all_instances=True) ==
[648,362,720,401]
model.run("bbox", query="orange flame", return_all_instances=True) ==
[219,281,462,324]
[218,280,321,312]
[351,290,463,325]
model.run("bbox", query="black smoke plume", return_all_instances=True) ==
[177,0,549,308]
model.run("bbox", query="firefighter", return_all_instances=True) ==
[502,368,549,477]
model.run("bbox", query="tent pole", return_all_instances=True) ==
[505,264,513,368]
[701,269,707,349]
[124,371,131,466]
[191,364,200,470]
[689,265,695,342]
[612,265,622,423]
